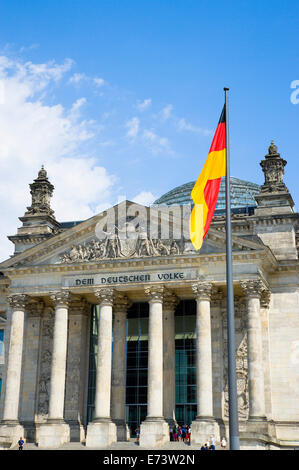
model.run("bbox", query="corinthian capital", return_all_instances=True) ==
[113,293,131,313]
[145,285,164,303]
[192,282,213,301]
[94,287,114,306]
[240,279,266,299]
[163,291,179,312]
[49,290,71,307]
[7,293,29,310]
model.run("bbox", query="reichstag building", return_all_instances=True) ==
[0,142,298,449]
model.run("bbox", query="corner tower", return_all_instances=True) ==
[8,166,61,255]
[254,142,298,259]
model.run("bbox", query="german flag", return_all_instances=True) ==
[189,106,226,250]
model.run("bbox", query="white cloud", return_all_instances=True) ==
[142,129,172,154]
[125,116,140,140]
[136,98,152,111]
[0,55,115,261]
[69,72,86,84]
[132,191,156,206]
[177,118,212,136]
[93,77,105,87]
[160,104,173,121]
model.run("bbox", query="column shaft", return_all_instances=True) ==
[147,297,164,418]
[86,288,117,447]
[139,286,169,447]
[3,295,27,422]
[94,302,113,420]
[48,293,69,421]
[195,296,213,417]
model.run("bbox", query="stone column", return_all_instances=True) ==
[111,293,130,441]
[38,290,71,448]
[64,297,90,443]
[240,280,266,422]
[86,288,117,447]
[0,294,28,447]
[139,286,169,447]
[163,292,179,426]
[191,282,217,444]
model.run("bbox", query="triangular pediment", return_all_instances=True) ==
[0,200,267,270]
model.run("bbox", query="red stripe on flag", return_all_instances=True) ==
[209,122,226,153]
[203,177,221,238]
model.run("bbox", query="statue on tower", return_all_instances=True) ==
[25,165,55,217]
[259,141,288,193]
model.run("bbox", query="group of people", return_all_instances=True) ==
[200,436,227,450]
[135,425,227,450]
[169,424,191,443]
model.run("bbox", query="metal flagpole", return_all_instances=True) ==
[224,87,240,450]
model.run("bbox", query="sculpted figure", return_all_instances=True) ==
[102,230,120,258]
[137,226,157,256]
[69,245,80,262]
[170,240,179,255]
[156,239,170,256]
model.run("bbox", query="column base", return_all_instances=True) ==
[37,421,70,448]
[139,418,169,448]
[246,416,268,434]
[86,420,117,447]
[112,419,130,441]
[190,417,218,445]
[0,422,25,449]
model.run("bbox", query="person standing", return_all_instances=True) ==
[18,437,24,450]
[210,435,216,450]
[221,436,227,450]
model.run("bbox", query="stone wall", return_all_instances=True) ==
[268,290,299,422]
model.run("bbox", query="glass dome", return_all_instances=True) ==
[153,177,261,214]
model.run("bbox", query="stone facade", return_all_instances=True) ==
[0,144,298,449]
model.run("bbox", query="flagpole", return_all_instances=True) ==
[224,87,240,450]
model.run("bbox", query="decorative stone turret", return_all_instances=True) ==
[8,166,61,255]
[255,141,294,215]
[253,142,298,260]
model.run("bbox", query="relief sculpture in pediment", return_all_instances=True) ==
[57,222,190,263]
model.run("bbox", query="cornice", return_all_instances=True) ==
[0,248,274,278]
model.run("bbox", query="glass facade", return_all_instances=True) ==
[87,300,197,434]
[125,303,149,436]
[175,300,197,426]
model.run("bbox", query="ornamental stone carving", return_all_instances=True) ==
[191,282,213,301]
[240,279,267,299]
[163,292,179,311]
[94,287,114,306]
[25,166,55,217]
[259,141,288,193]
[57,222,194,263]
[113,293,131,313]
[49,290,71,307]
[224,335,249,420]
[145,285,164,303]
[37,315,54,420]
[7,293,29,310]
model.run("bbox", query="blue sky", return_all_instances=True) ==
[0,0,298,259]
